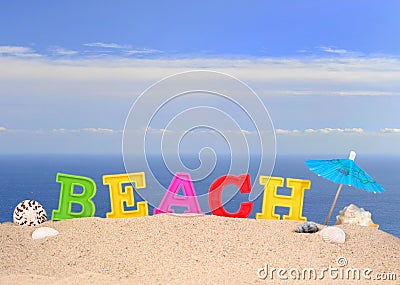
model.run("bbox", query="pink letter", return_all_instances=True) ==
[154,173,203,214]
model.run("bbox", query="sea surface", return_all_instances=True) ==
[0,154,399,237]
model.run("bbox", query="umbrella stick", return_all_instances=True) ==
[324,184,343,225]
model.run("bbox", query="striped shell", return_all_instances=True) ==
[295,221,319,233]
[320,226,346,244]
[13,200,47,226]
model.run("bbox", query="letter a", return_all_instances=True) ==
[154,172,203,214]
[256,176,310,221]
[52,173,96,220]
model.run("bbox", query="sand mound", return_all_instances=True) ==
[0,214,398,284]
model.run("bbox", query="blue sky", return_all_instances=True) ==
[0,1,400,155]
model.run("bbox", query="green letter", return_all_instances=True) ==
[52,173,96,220]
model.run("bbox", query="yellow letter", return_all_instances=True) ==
[103,172,148,218]
[256,176,310,221]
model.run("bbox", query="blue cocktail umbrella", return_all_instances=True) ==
[306,151,384,225]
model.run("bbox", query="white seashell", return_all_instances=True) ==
[320,226,345,244]
[335,204,378,228]
[13,200,47,226]
[32,227,59,240]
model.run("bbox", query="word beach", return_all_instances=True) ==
[52,172,311,221]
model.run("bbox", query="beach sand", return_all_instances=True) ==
[0,214,399,284]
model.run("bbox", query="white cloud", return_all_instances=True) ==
[330,90,397,96]
[0,46,31,54]
[49,47,78,56]
[52,128,121,134]
[137,127,257,136]
[1,55,399,98]
[125,48,162,55]
[82,128,120,133]
[277,128,365,134]
[144,127,174,134]
[82,43,163,56]
[345,128,365,133]
[319,46,349,55]
[271,89,399,96]
[0,48,400,103]
[0,45,41,57]
[306,128,365,134]
[5,127,384,136]
[275,129,300,135]
[143,128,344,137]
[52,128,67,133]
[240,129,253,135]
[296,49,309,54]
[380,128,400,133]
[146,127,232,135]
[83,42,131,49]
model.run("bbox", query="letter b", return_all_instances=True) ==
[52,173,96,220]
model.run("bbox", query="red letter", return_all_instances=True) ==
[208,174,253,218]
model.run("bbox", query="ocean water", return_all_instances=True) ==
[0,154,399,237]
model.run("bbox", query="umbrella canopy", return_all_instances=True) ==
[305,151,384,225]
[306,151,384,193]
